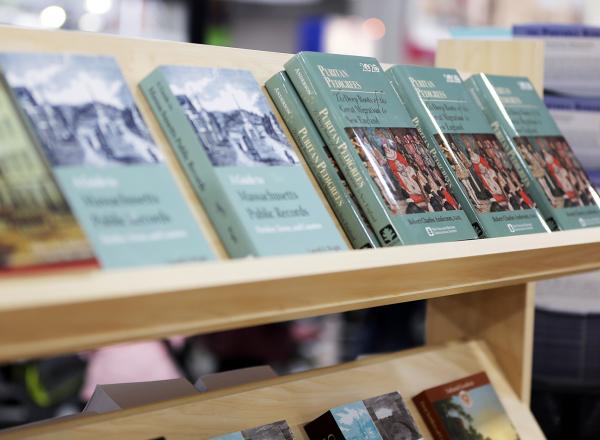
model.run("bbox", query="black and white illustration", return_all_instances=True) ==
[0,53,162,167]
[242,420,296,440]
[162,66,299,167]
[363,392,423,440]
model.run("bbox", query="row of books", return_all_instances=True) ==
[1,50,599,272]
[195,372,514,440]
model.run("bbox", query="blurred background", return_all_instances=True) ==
[0,0,599,63]
[1,1,600,439]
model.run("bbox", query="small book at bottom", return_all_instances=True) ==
[413,372,520,440]
[210,420,296,440]
[304,391,423,440]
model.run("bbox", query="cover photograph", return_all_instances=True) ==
[387,65,549,238]
[141,65,346,257]
[466,73,600,230]
[266,71,379,249]
[0,78,95,270]
[211,420,296,440]
[304,391,423,440]
[0,53,215,268]
[414,372,520,440]
[285,52,477,245]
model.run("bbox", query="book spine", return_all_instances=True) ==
[285,55,401,246]
[388,69,485,237]
[465,75,560,230]
[265,72,379,249]
[304,411,346,440]
[413,393,451,440]
[140,69,257,257]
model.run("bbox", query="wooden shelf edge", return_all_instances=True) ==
[2,229,600,362]
[1,340,545,440]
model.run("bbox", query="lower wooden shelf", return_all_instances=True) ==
[4,340,545,439]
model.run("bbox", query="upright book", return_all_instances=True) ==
[0,53,215,268]
[266,71,378,249]
[0,78,95,270]
[413,372,520,440]
[211,420,296,440]
[304,391,423,440]
[388,65,549,237]
[285,52,477,245]
[141,66,346,257]
[466,73,600,230]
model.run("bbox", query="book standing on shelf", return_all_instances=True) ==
[0,77,95,270]
[141,66,346,257]
[387,65,549,237]
[304,391,423,440]
[285,52,477,245]
[414,372,519,440]
[466,73,600,230]
[0,53,215,268]
[266,71,378,249]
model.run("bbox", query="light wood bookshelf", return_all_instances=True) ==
[0,28,583,439]
[2,341,545,440]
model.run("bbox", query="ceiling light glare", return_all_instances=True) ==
[39,5,67,29]
[85,0,113,15]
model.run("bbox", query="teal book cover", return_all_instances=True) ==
[141,66,346,257]
[388,65,549,237]
[210,420,296,439]
[265,71,378,249]
[285,52,476,246]
[0,53,214,268]
[466,73,600,230]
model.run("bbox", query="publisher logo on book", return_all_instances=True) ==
[379,225,397,244]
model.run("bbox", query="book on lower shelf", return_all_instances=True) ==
[285,52,477,245]
[413,372,520,440]
[141,66,347,257]
[265,71,379,249]
[0,52,215,269]
[211,420,296,440]
[466,73,600,230]
[0,76,96,271]
[304,391,423,440]
[387,65,549,238]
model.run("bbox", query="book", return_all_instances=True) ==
[387,65,549,237]
[211,420,296,440]
[285,52,477,245]
[0,78,95,270]
[545,96,600,189]
[265,71,378,249]
[466,73,600,230]
[304,391,423,440]
[140,65,347,257]
[413,372,519,440]
[0,53,215,268]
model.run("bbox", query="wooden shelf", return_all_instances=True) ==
[1,229,599,362]
[2,340,545,440]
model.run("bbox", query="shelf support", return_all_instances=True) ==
[426,283,535,404]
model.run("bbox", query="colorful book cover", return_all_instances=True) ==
[0,53,214,268]
[304,392,423,440]
[466,73,600,230]
[211,420,296,440]
[285,52,477,245]
[388,65,549,237]
[413,372,520,440]
[0,78,95,271]
[141,65,346,257]
[265,71,378,249]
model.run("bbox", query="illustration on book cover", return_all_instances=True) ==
[162,66,299,167]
